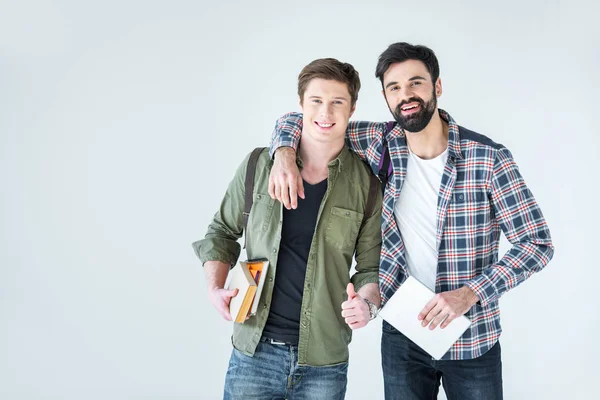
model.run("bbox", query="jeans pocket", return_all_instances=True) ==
[382,320,398,333]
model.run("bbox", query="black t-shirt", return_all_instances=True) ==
[261,178,328,344]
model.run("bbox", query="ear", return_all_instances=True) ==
[435,78,443,97]
[299,97,304,112]
[349,104,356,119]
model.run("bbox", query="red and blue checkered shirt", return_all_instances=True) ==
[269,109,554,360]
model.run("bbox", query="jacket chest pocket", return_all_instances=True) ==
[249,192,275,233]
[325,206,364,249]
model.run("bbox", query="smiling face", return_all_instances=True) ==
[300,78,355,144]
[382,59,442,133]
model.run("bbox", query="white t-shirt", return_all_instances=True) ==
[394,147,448,291]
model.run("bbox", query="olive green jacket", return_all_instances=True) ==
[193,146,382,366]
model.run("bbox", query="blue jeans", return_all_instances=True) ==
[224,339,348,400]
[381,321,503,400]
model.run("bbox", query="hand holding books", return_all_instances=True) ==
[226,259,270,323]
[208,287,239,321]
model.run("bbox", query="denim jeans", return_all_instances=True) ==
[224,339,348,400]
[381,321,503,400]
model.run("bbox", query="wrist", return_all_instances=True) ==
[363,298,379,320]
[461,286,479,306]
[207,285,224,293]
[275,147,295,159]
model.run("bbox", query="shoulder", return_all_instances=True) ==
[457,125,515,163]
[458,126,503,150]
[343,149,381,190]
[456,127,522,179]
[232,147,273,182]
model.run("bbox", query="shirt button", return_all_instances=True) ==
[263,304,267,309]
[257,194,262,200]
[345,211,350,216]
[272,248,277,253]
[458,194,464,200]
[269,277,273,282]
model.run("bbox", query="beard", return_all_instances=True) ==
[390,89,437,133]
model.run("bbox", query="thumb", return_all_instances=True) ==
[346,283,357,300]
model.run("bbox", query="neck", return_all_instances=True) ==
[298,134,344,184]
[405,109,448,159]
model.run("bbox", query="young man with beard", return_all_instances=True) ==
[267,43,554,399]
[193,58,382,400]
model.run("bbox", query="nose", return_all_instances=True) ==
[399,85,414,102]
[319,103,333,118]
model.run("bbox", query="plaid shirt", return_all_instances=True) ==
[269,109,554,360]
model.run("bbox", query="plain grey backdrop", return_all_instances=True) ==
[1,0,598,399]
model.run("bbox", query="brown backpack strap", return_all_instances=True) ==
[243,147,267,248]
[363,173,379,226]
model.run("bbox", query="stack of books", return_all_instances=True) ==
[227,259,269,323]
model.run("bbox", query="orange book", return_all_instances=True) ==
[244,259,270,317]
[227,263,258,323]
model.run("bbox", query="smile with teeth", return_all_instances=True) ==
[401,104,420,111]
[316,122,334,128]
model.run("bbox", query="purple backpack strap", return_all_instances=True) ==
[377,121,396,180]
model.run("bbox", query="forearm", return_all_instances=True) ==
[274,146,297,161]
[357,282,381,308]
[192,152,252,266]
[352,191,383,294]
[465,241,554,306]
[269,112,302,158]
[204,261,230,290]
[473,146,555,306]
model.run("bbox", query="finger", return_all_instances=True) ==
[428,312,449,330]
[268,176,276,199]
[221,305,233,321]
[341,308,357,319]
[224,288,238,298]
[288,177,298,209]
[345,314,368,326]
[346,283,357,300]
[346,322,367,330]
[280,183,291,210]
[440,313,456,329]
[422,304,443,327]
[348,320,367,330]
[418,295,439,321]
[297,175,305,199]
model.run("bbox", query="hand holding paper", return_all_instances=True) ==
[378,276,472,359]
[418,286,479,330]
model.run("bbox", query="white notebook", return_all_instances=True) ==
[378,276,471,360]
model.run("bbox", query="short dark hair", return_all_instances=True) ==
[375,42,440,87]
[298,58,361,107]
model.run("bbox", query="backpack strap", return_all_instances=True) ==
[362,173,379,226]
[243,147,267,249]
[377,121,396,192]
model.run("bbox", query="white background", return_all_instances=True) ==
[1,0,598,399]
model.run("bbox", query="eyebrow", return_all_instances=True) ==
[385,76,427,89]
[308,95,349,101]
